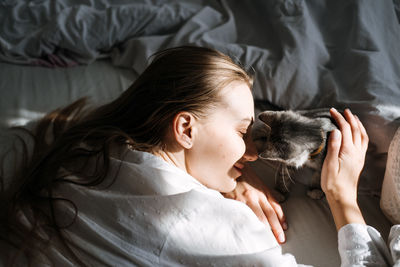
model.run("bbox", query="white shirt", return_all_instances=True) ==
[339,224,400,267]
[49,147,300,266]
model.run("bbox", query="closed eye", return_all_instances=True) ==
[238,118,254,136]
[239,131,247,138]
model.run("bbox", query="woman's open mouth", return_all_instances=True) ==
[233,162,244,176]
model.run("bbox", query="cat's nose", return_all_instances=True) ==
[243,138,258,162]
[243,150,258,162]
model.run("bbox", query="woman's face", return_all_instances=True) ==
[186,82,258,193]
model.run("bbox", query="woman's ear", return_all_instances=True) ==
[173,112,196,149]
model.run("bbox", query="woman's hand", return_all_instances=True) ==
[223,165,287,244]
[321,108,369,201]
[321,108,368,230]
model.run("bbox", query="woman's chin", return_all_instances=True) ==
[219,180,237,193]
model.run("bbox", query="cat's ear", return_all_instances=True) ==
[258,111,276,127]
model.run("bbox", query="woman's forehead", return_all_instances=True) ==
[219,82,254,119]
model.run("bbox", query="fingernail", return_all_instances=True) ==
[278,233,286,243]
[282,222,288,230]
[331,129,340,140]
[330,107,337,112]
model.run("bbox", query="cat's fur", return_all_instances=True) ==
[252,108,337,200]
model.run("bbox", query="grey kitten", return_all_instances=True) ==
[252,108,337,200]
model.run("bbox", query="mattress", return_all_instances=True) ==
[0,60,137,129]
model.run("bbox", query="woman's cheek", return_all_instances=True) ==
[236,136,247,158]
[226,136,246,163]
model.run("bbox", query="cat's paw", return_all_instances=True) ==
[307,188,324,200]
[273,188,289,203]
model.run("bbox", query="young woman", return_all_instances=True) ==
[1,46,398,266]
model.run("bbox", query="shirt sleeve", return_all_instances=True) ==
[389,225,400,266]
[338,223,399,266]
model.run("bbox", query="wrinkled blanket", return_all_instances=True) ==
[1,0,400,193]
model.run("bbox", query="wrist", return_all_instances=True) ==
[323,181,358,205]
[326,193,365,230]
[325,191,357,206]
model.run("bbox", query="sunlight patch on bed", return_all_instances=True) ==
[5,109,45,127]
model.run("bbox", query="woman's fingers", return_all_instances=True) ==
[265,191,287,230]
[355,115,369,151]
[330,108,353,148]
[257,177,287,231]
[321,129,342,194]
[257,198,286,244]
[330,108,368,154]
[244,190,286,244]
[228,166,288,244]
[322,107,369,197]
[343,109,361,146]
[246,198,269,225]
[325,129,342,168]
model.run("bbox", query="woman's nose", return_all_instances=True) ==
[243,136,258,162]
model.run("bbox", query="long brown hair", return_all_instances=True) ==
[0,46,253,265]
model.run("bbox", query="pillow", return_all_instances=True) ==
[380,126,400,224]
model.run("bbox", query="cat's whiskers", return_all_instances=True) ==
[284,165,295,185]
[281,164,290,192]
[274,162,280,186]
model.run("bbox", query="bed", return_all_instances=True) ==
[1,0,399,266]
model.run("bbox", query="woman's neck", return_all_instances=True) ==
[152,148,187,173]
